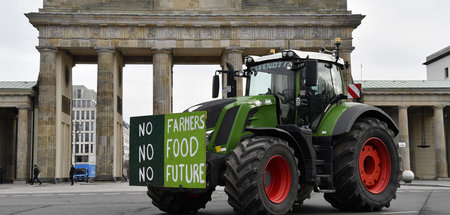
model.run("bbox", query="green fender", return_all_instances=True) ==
[316,102,399,137]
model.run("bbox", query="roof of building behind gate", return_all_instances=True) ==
[356,80,450,89]
[0,81,37,90]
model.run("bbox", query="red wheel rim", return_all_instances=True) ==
[359,137,391,194]
[264,155,291,203]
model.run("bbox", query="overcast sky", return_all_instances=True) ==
[1,1,449,122]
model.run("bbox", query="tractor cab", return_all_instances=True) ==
[243,50,346,130]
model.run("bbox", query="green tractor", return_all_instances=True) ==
[146,40,400,214]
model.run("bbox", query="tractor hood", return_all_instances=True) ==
[184,95,277,130]
[184,98,236,129]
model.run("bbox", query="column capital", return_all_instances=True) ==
[36,46,58,53]
[95,46,115,53]
[434,105,445,110]
[398,105,410,110]
[151,48,172,54]
[224,47,244,54]
[17,106,30,111]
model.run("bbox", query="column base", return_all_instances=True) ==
[13,179,28,184]
[55,178,69,183]
[437,177,450,181]
[95,175,115,181]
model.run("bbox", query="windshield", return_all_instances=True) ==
[248,61,295,96]
[248,61,296,124]
[75,168,87,174]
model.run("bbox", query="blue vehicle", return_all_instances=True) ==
[74,164,96,182]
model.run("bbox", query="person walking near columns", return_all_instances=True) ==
[31,165,42,185]
[69,164,75,185]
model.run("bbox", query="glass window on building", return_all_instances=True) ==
[91,133,93,141]
[92,111,95,119]
[75,133,80,142]
[82,100,86,107]
[85,133,89,142]
[77,100,81,107]
[91,122,94,131]
[91,144,93,153]
[86,111,90,120]
[77,89,82,99]
[76,111,80,120]
[85,144,89,153]
[446,67,449,78]
[81,111,85,120]
[85,122,89,131]
[87,100,91,107]
[75,155,88,163]
[75,144,79,153]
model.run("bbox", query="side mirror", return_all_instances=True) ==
[226,62,235,75]
[305,60,318,87]
[212,74,219,98]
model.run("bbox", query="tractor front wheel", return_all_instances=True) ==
[324,118,400,211]
[225,136,299,215]
[147,186,214,213]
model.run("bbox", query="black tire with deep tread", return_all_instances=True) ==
[147,186,214,214]
[224,136,299,215]
[324,118,401,211]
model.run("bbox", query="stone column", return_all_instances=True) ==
[340,49,354,87]
[434,105,448,178]
[16,107,30,181]
[152,48,173,114]
[222,48,244,97]
[398,106,411,170]
[36,46,58,181]
[95,47,115,180]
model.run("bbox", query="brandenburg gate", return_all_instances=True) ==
[26,0,363,181]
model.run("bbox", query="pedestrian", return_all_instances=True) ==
[31,165,42,185]
[0,166,3,184]
[69,164,75,185]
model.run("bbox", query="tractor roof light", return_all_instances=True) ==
[282,50,298,59]
[245,56,255,65]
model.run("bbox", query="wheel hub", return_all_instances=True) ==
[263,155,291,203]
[359,137,391,194]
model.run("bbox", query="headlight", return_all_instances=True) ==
[245,57,254,65]
[287,51,295,57]
[205,130,214,146]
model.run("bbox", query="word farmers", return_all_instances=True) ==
[167,115,205,134]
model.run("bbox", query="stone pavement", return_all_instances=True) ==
[400,179,450,188]
[0,181,146,194]
[1,179,449,195]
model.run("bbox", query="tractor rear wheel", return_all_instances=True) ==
[147,186,214,213]
[324,118,400,211]
[225,136,299,215]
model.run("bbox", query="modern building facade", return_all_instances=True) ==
[424,46,450,80]
[72,85,97,169]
